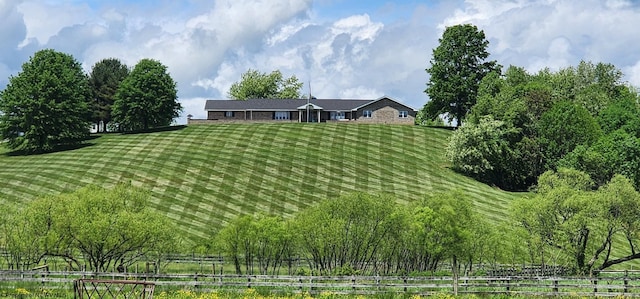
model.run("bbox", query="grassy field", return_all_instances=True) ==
[0,123,526,245]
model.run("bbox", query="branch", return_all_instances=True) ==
[587,227,613,269]
[599,252,640,270]
[627,232,636,255]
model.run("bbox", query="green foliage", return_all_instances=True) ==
[455,61,637,191]
[415,109,445,126]
[0,203,52,269]
[570,61,624,115]
[228,69,303,100]
[0,124,524,245]
[513,169,640,274]
[293,193,402,275]
[560,130,640,189]
[423,24,500,125]
[446,116,519,188]
[0,184,178,272]
[112,58,181,131]
[597,89,640,136]
[407,191,485,275]
[0,49,91,153]
[88,58,130,132]
[538,101,602,168]
[215,214,293,275]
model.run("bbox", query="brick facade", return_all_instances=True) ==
[356,98,416,125]
[202,97,417,125]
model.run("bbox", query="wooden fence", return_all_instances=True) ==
[3,270,640,297]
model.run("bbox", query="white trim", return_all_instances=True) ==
[296,103,324,110]
[352,95,415,111]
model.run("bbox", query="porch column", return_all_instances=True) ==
[317,110,320,123]
[298,110,302,122]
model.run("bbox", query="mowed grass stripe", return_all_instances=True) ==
[0,124,526,244]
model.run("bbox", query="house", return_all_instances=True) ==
[191,96,417,125]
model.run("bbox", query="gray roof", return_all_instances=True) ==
[204,98,374,111]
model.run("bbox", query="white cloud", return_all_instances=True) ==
[17,1,94,45]
[626,60,640,87]
[3,0,640,124]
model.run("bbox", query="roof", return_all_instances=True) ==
[205,98,372,111]
[204,97,416,111]
[354,96,417,112]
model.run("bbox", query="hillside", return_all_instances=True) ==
[0,123,526,244]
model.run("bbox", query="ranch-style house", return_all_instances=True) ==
[191,96,417,125]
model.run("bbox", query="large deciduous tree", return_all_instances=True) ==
[514,168,640,275]
[423,24,500,126]
[0,49,91,153]
[228,69,303,100]
[112,58,181,131]
[538,101,602,169]
[88,58,129,132]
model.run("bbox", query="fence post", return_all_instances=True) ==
[350,276,354,292]
[624,271,629,294]
[247,276,251,288]
[593,278,598,294]
[299,277,303,293]
[553,279,558,294]
[403,277,408,293]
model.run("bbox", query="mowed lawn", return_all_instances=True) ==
[0,123,526,244]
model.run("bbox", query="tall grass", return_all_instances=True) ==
[0,124,526,245]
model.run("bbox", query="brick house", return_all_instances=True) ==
[194,96,416,125]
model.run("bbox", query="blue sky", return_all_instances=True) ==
[2,0,640,124]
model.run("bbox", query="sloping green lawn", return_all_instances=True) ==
[0,123,526,244]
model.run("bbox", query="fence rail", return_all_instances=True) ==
[3,270,640,296]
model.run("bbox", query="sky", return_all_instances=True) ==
[2,0,640,124]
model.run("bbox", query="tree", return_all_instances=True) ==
[596,90,640,136]
[423,24,500,126]
[538,101,602,168]
[228,69,303,100]
[112,59,181,131]
[560,130,640,189]
[215,214,295,275]
[0,203,55,270]
[58,184,177,272]
[293,193,402,275]
[88,58,129,132]
[1,184,177,272]
[514,168,640,275]
[0,49,90,153]
[446,115,521,189]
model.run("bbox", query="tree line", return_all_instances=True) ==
[3,173,640,276]
[0,184,177,272]
[211,170,640,277]
[419,24,640,192]
[0,49,182,154]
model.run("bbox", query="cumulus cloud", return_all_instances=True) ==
[443,0,640,74]
[2,0,640,124]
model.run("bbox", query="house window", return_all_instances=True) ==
[225,111,234,117]
[363,110,372,118]
[274,111,290,120]
[399,110,408,118]
[330,111,345,120]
